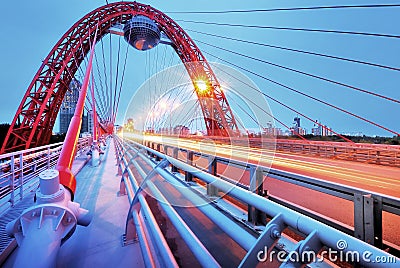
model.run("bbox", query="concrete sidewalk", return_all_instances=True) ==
[56,138,144,267]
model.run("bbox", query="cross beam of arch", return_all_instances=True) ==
[1,1,239,153]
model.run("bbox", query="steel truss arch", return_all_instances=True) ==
[1,1,239,153]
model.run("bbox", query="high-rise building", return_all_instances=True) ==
[294,117,300,128]
[263,122,283,136]
[59,79,88,134]
[311,120,332,136]
[88,110,94,134]
[290,116,306,136]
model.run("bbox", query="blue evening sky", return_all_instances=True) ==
[0,0,398,137]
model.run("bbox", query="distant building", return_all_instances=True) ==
[294,117,300,129]
[174,125,190,136]
[81,114,89,133]
[88,110,94,134]
[290,116,307,136]
[59,79,88,134]
[290,127,307,136]
[311,125,321,136]
[311,120,332,136]
[322,126,332,136]
[263,122,283,136]
[298,127,307,135]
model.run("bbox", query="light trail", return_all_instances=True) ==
[128,134,400,198]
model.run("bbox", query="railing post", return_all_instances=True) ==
[19,153,24,201]
[116,143,124,176]
[376,150,381,165]
[156,144,161,161]
[171,148,178,173]
[185,151,193,182]
[10,155,15,207]
[207,156,218,197]
[47,146,51,169]
[354,193,382,248]
[248,166,266,225]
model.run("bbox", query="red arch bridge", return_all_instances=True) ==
[0,1,399,267]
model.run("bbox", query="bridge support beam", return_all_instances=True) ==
[248,166,266,226]
[354,193,383,248]
[6,170,91,268]
[207,156,219,197]
[239,213,285,267]
[185,151,194,182]
[171,148,179,173]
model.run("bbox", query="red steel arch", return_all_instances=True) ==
[1,1,239,153]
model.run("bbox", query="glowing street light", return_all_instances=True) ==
[195,80,208,93]
[173,102,180,110]
[159,100,167,110]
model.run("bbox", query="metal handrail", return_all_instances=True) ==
[140,137,400,253]
[0,138,90,215]
[114,139,179,267]
[142,138,400,211]
[117,136,399,267]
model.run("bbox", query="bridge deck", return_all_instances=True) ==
[57,138,144,267]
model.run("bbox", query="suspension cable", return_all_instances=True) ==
[108,31,113,122]
[227,91,307,141]
[207,54,356,142]
[205,51,399,137]
[177,20,400,39]
[196,39,400,104]
[114,37,131,123]
[100,38,110,121]
[112,27,122,122]
[94,48,108,118]
[167,4,400,14]
[188,29,400,72]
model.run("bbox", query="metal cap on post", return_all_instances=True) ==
[39,169,60,195]
[36,169,66,204]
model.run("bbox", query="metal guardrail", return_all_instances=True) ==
[273,139,400,167]
[116,136,399,267]
[0,138,90,215]
[141,138,400,254]
[141,134,400,167]
[114,138,179,267]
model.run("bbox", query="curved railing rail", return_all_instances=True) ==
[116,135,399,267]
[141,137,400,254]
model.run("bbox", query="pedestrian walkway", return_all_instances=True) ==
[56,138,143,267]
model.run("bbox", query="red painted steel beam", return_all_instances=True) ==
[56,28,98,196]
[0,1,239,154]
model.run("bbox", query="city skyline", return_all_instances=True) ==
[0,0,398,138]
